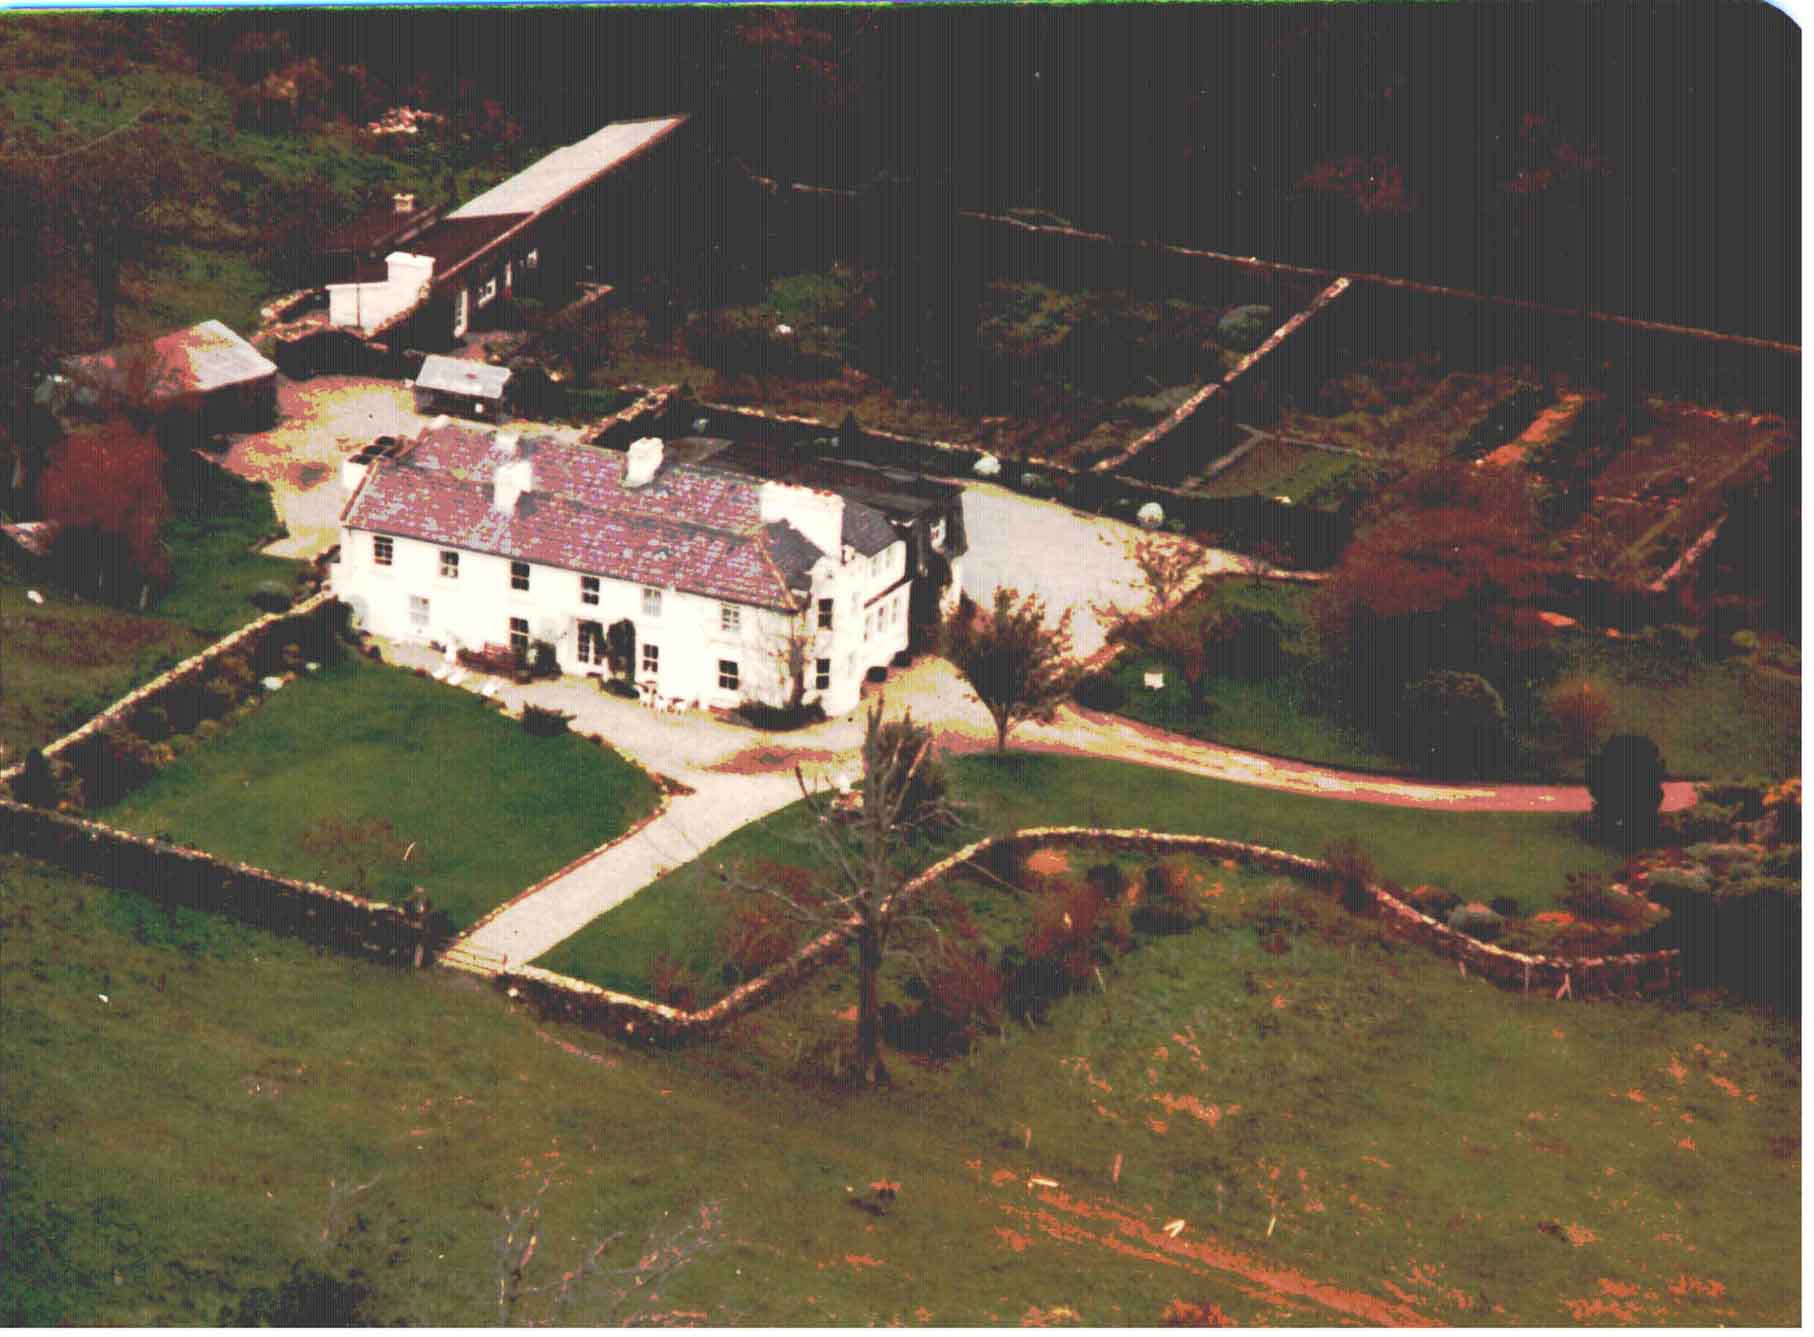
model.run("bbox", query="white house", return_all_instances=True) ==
[334,423,911,715]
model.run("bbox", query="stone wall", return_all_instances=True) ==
[485,824,1678,1046]
[0,591,340,789]
[577,383,683,448]
[0,798,437,965]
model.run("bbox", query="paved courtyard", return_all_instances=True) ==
[219,374,584,560]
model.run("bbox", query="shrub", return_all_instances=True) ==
[1695,779,1770,822]
[1546,678,1614,755]
[1018,471,1050,496]
[530,640,560,678]
[1446,901,1504,942]
[85,724,166,806]
[1662,801,1740,846]
[1586,734,1667,849]
[521,703,574,737]
[10,748,57,808]
[1072,671,1128,712]
[1216,304,1275,352]
[648,952,699,1011]
[1563,870,1649,923]
[865,665,888,684]
[1025,880,1109,985]
[718,901,801,985]
[1161,1299,1239,1327]
[1135,859,1210,933]
[1488,895,1522,920]
[129,702,173,743]
[892,948,1004,1056]
[891,649,913,669]
[1644,874,1800,1013]
[1403,883,1461,917]
[733,700,828,731]
[1400,672,1508,778]
[601,677,640,700]
[1321,836,1377,913]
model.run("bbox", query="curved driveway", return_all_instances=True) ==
[386,646,1698,970]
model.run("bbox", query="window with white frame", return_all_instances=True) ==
[817,597,834,630]
[477,275,499,307]
[717,659,739,692]
[581,575,600,606]
[510,560,530,592]
[642,586,662,617]
[524,248,539,269]
[929,517,947,548]
[578,622,606,665]
[864,609,875,640]
[373,534,393,566]
[641,643,660,677]
[409,595,430,630]
[439,549,459,580]
[719,603,741,632]
[815,657,831,691]
[509,617,529,661]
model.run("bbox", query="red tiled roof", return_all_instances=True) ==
[344,426,816,610]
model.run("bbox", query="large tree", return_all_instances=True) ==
[723,704,959,1086]
[945,587,1079,752]
[1313,463,1558,746]
[37,421,171,602]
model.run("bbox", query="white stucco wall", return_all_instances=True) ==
[332,520,912,716]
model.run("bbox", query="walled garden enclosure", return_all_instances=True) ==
[95,654,659,930]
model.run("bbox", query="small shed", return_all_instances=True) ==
[64,320,278,441]
[411,355,513,421]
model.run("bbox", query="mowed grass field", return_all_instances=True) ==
[537,751,1621,1003]
[98,657,659,929]
[2,848,1797,1325]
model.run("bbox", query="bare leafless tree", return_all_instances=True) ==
[720,702,960,1086]
[495,1177,721,1326]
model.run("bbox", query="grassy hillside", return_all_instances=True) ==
[2,851,1796,1325]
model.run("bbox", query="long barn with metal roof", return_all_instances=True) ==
[325,114,688,347]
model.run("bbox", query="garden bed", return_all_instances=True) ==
[1553,400,1795,584]
[95,655,659,930]
[1276,357,1546,464]
[1186,435,1368,505]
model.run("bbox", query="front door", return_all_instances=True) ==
[576,620,606,667]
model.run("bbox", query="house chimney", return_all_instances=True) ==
[494,430,521,459]
[623,436,664,489]
[493,456,533,515]
[758,481,844,560]
[393,191,417,214]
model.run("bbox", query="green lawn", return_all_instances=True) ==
[1551,632,1800,782]
[3,850,1796,1325]
[0,578,205,764]
[97,657,660,929]
[537,750,1619,1002]
[1191,437,1364,502]
[158,466,305,639]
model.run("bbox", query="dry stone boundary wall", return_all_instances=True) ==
[0,590,339,787]
[0,798,437,964]
[491,825,1680,1047]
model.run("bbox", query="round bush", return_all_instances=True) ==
[1400,671,1508,778]
[1072,671,1128,712]
[1646,866,1712,897]
[1217,304,1275,352]
[1136,501,1166,530]
[1586,733,1667,848]
[1446,902,1505,942]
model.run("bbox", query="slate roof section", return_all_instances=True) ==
[414,355,512,400]
[344,425,811,610]
[449,115,688,221]
[762,520,825,592]
[840,499,898,556]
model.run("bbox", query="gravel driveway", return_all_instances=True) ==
[957,483,1239,659]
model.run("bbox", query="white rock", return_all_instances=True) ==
[774,323,794,337]
[1274,494,1292,505]
[1136,501,1166,530]
[973,454,1002,477]
[26,590,44,605]
[261,676,285,691]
